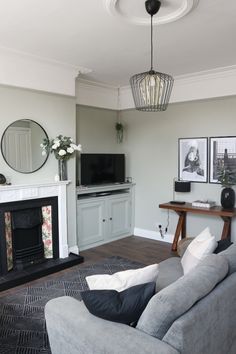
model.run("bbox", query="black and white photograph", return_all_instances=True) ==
[210,136,236,183]
[178,137,208,183]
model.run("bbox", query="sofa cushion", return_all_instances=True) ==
[156,257,183,292]
[81,282,156,325]
[86,263,158,292]
[214,239,233,254]
[45,296,180,354]
[181,227,217,274]
[220,243,236,274]
[136,254,228,340]
[177,238,194,257]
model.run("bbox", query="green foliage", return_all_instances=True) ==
[115,122,123,131]
[217,167,236,188]
[115,122,124,144]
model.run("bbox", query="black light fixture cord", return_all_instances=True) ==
[150,15,153,71]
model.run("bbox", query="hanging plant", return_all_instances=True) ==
[115,122,124,143]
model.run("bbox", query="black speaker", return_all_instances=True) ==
[174,181,191,193]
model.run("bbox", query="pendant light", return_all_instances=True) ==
[130,0,174,112]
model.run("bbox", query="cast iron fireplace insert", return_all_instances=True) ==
[11,207,45,270]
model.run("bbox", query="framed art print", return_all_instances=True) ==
[209,136,236,183]
[178,137,208,183]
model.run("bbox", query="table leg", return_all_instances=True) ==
[221,217,231,240]
[172,212,186,252]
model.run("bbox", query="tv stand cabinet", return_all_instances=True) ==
[76,183,135,250]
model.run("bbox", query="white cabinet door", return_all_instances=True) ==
[107,196,131,240]
[77,187,134,250]
[77,199,106,247]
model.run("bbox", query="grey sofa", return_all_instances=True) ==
[45,244,236,354]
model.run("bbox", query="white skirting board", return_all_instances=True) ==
[68,245,80,255]
[134,227,174,244]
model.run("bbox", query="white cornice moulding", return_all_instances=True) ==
[0,47,91,96]
[76,65,236,110]
[171,65,236,104]
[76,79,118,110]
[122,65,236,109]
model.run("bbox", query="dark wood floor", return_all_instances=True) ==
[0,236,173,297]
[80,236,173,265]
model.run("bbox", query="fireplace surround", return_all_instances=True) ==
[0,196,59,275]
[0,181,83,290]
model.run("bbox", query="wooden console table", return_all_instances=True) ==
[159,202,236,252]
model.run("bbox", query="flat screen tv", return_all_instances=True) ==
[80,153,125,186]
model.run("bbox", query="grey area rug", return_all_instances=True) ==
[0,256,143,353]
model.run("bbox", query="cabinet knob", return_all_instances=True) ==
[109,217,112,220]
[102,219,106,222]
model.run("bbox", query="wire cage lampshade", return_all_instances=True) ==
[130,0,174,112]
[130,69,174,112]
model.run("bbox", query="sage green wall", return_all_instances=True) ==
[76,105,122,184]
[0,85,77,249]
[77,96,236,243]
[121,96,236,242]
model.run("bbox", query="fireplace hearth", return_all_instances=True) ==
[0,253,83,291]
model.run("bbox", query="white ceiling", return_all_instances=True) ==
[0,0,235,87]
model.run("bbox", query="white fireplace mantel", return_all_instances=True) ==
[0,181,70,258]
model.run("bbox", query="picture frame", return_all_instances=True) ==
[209,136,236,183]
[178,137,208,183]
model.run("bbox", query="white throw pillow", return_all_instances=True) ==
[181,227,217,274]
[86,263,159,292]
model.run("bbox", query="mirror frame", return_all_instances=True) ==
[1,119,49,174]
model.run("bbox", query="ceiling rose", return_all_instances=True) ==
[103,0,199,25]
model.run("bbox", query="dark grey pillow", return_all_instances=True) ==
[81,282,155,325]
[214,239,233,254]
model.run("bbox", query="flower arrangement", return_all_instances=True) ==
[41,135,82,161]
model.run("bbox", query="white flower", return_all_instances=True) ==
[77,144,82,151]
[70,143,77,150]
[40,143,44,148]
[52,142,60,149]
[42,150,46,156]
[52,140,60,149]
[67,147,74,154]
[58,149,66,156]
[70,143,82,151]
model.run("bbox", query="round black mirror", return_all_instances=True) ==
[1,119,49,173]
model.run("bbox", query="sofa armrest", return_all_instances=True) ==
[45,296,179,354]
